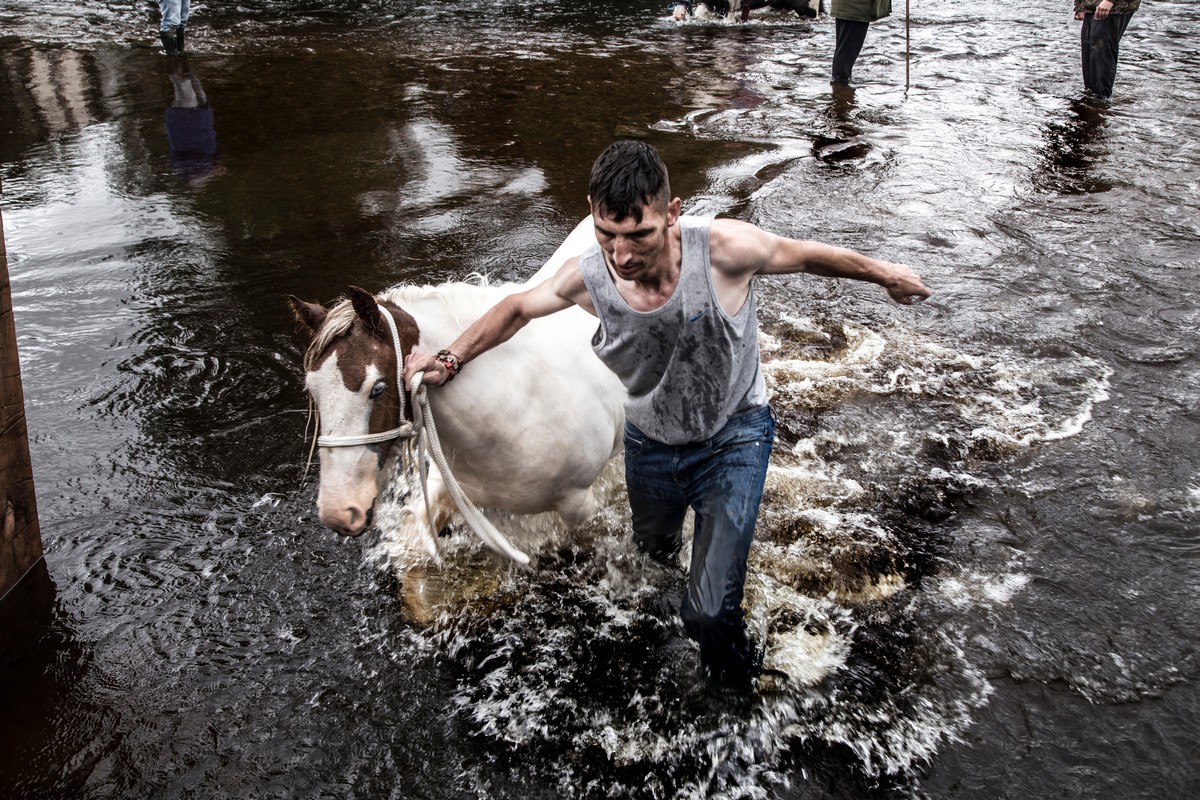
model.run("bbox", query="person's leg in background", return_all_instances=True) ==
[1081,12,1133,99]
[832,18,870,84]
[158,0,191,56]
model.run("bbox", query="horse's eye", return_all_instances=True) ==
[369,380,387,399]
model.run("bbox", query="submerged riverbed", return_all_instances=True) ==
[1,1,1197,798]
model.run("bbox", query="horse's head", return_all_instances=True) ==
[288,286,420,537]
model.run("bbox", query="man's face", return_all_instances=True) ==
[589,197,680,281]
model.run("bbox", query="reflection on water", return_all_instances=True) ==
[17,49,96,133]
[165,60,222,184]
[1,0,1198,798]
[1033,95,1113,195]
[812,82,872,163]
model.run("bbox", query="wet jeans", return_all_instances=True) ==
[159,0,189,32]
[624,405,775,683]
[1081,12,1133,99]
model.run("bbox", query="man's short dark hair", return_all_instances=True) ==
[589,140,672,223]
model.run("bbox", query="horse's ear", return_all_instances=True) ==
[348,286,384,333]
[287,295,328,334]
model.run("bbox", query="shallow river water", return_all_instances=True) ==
[1,1,1197,798]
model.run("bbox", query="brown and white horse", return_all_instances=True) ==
[288,219,626,568]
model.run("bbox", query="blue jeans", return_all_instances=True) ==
[624,405,775,682]
[159,0,189,31]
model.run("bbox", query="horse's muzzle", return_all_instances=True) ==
[321,504,375,537]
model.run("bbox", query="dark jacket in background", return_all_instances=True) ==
[1074,0,1141,14]
[830,0,891,22]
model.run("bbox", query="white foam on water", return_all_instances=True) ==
[807,635,993,777]
[250,493,283,509]
[1186,482,1200,512]
[935,570,1031,609]
[415,511,998,792]
[745,573,855,685]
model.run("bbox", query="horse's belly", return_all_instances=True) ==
[430,372,623,514]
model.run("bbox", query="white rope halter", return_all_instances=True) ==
[316,306,415,449]
[313,302,530,566]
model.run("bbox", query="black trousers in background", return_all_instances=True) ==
[832,18,870,84]
[1081,12,1134,99]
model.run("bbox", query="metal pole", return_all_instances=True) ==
[906,0,911,88]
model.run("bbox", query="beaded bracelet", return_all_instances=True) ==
[434,350,462,381]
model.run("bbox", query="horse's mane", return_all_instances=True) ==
[303,275,518,370]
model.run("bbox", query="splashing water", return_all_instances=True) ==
[355,312,1104,795]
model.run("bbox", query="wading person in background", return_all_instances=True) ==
[157,0,189,56]
[405,141,931,694]
[830,0,891,84]
[1075,0,1140,99]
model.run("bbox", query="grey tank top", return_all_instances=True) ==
[578,215,767,445]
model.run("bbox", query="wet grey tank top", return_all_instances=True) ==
[578,215,767,445]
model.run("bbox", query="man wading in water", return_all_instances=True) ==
[406,140,931,693]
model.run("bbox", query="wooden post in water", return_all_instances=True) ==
[0,190,44,608]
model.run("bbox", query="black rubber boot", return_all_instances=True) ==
[175,25,186,55]
[771,0,820,18]
[160,27,179,56]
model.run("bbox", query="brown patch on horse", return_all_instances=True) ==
[331,321,391,392]
[373,298,421,425]
[287,295,328,333]
[349,286,385,333]
[377,299,421,363]
[291,289,423,423]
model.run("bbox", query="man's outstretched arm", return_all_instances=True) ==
[404,257,591,386]
[710,219,932,305]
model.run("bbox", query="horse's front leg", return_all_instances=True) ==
[554,454,625,529]
[403,463,456,554]
[397,465,456,623]
[555,486,599,529]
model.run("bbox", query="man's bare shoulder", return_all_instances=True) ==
[707,218,774,277]
[547,256,597,315]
